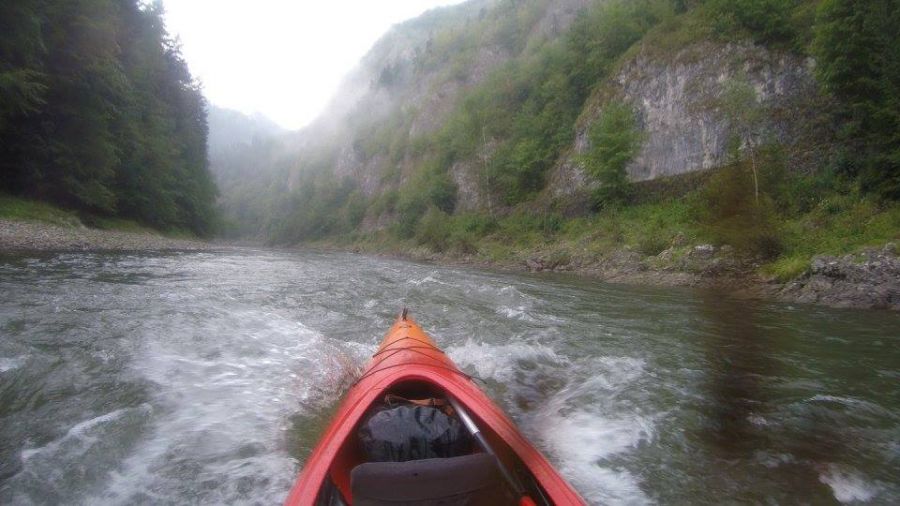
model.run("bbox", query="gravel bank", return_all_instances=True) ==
[0,219,215,252]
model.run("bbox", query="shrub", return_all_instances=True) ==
[415,207,453,251]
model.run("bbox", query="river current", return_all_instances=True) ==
[0,249,897,505]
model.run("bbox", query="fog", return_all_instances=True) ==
[162,0,467,129]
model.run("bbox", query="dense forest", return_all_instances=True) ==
[0,0,217,236]
[211,0,897,281]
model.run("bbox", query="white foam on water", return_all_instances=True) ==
[449,338,655,504]
[0,356,25,373]
[754,451,796,469]
[496,305,538,322]
[587,356,647,390]
[85,310,360,505]
[819,464,882,503]
[747,414,769,427]
[528,358,656,505]
[406,274,454,287]
[447,338,566,382]
[805,395,892,418]
[7,404,154,504]
[19,406,149,463]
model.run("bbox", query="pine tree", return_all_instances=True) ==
[814,0,900,199]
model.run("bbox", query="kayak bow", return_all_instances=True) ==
[284,312,585,505]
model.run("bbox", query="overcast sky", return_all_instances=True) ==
[162,0,467,130]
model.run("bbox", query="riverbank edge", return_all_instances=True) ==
[3,217,895,311]
[0,218,217,252]
[315,239,900,311]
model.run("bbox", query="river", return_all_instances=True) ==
[0,249,897,505]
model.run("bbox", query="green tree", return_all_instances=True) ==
[813,0,900,199]
[719,78,767,204]
[0,0,46,133]
[582,102,643,207]
[0,0,218,234]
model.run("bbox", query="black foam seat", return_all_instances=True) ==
[350,453,511,506]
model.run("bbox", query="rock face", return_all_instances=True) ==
[777,245,900,310]
[550,42,828,196]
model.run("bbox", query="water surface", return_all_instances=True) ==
[1,249,897,504]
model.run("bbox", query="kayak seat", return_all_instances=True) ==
[350,453,510,505]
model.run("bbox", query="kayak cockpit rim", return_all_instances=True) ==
[308,376,552,504]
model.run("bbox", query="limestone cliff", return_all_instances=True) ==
[550,41,829,197]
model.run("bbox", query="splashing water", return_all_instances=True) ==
[0,249,898,504]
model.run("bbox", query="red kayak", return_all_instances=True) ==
[284,311,586,505]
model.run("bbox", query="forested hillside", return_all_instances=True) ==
[212,0,899,275]
[0,0,217,236]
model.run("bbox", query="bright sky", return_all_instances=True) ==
[163,0,466,130]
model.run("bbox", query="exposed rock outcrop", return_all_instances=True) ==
[775,244,899,310]
[550,41,830,197]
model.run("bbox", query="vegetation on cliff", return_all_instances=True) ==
[0,0,217,236]
[212,0,898,279]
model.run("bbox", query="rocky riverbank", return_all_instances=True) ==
[0,219,215,252]
[344,240,899,311]
[761,244,900,310]
[4,217,896,311]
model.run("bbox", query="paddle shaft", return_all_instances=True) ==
[448,396,540,506]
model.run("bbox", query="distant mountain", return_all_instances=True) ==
[206,105,306,238]
[207,106,286,163]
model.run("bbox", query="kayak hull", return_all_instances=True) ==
[284,316,585,505]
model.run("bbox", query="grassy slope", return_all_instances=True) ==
[0,193,83,226]
[327,179,899,283]
[0,193,197,238]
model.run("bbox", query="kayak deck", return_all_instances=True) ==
[284,314,585,505]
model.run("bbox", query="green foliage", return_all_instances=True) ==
[0,193,81,226]
[763,254,810,281]
[395,190,428,239]
[425,169,458,214]
[455,213,498,236]
[414,206,453,252]
[0,0,218,236]
[705,0,799,44]
[582,101,642,208]
[211,0,899,265]
[813,0,900,200]
[270,176,365,244]
[389,157,459,238]
[407,0,674,208]
[777,191,900,258]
